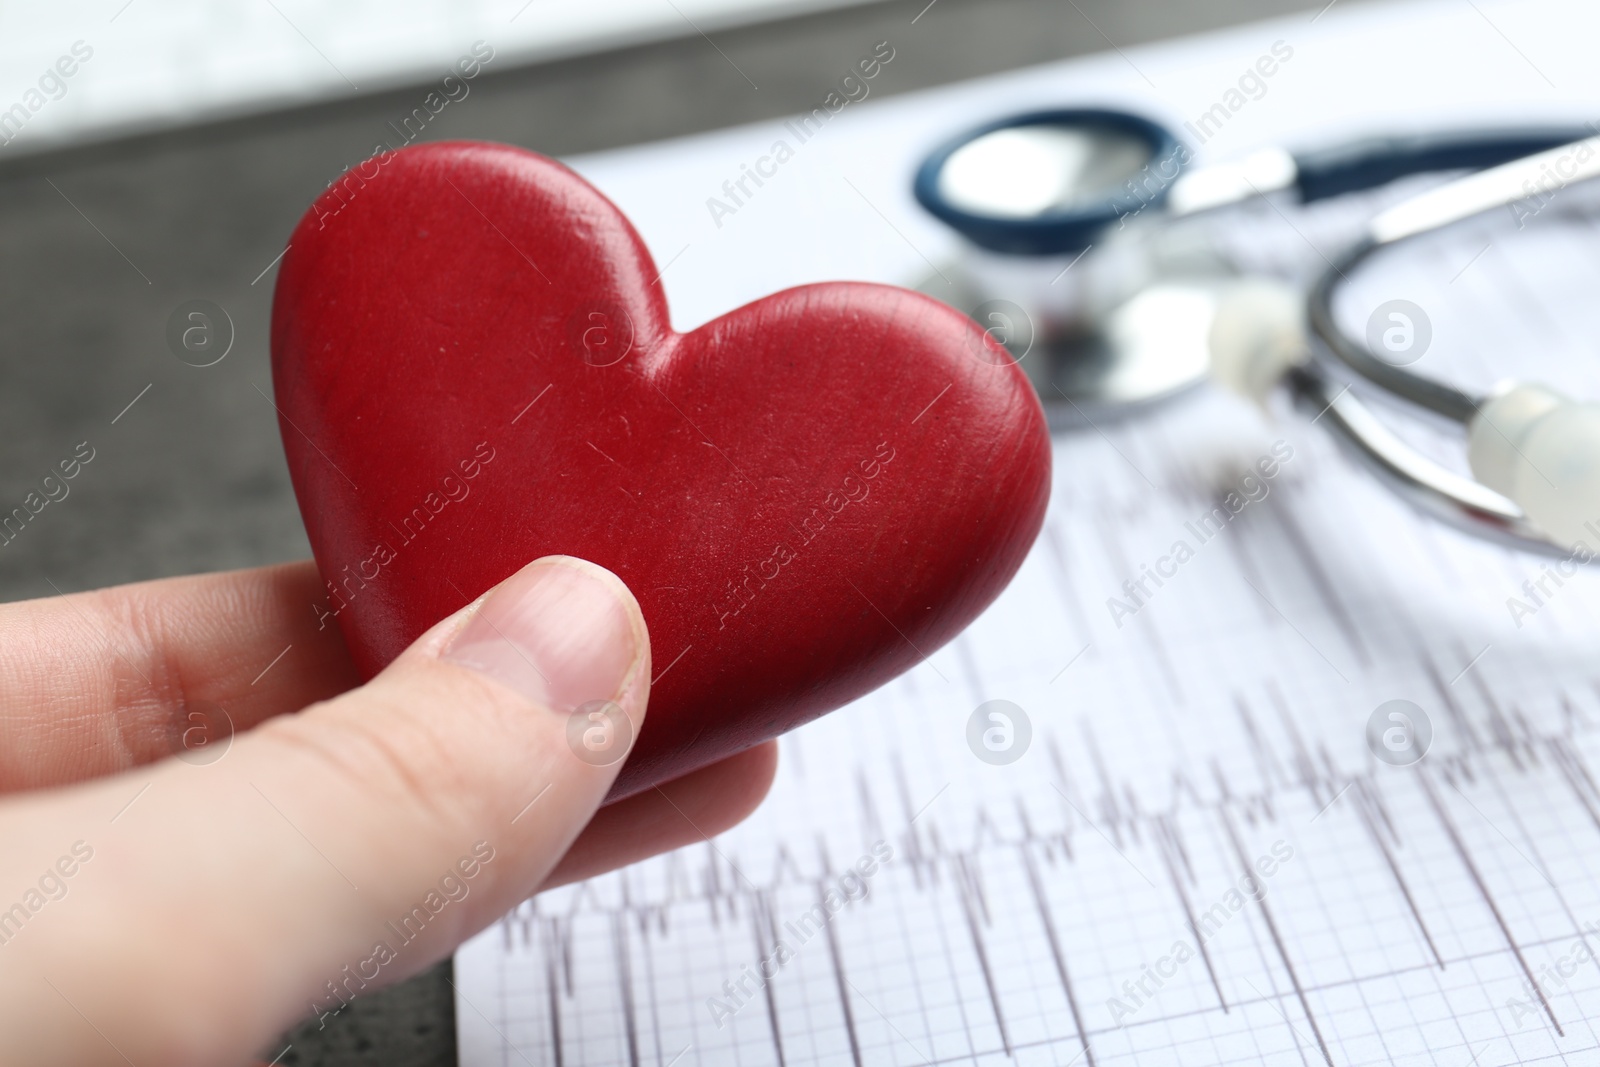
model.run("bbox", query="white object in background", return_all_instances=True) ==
[0,0,888,157]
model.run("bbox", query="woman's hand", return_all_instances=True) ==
[0,555,776,1065]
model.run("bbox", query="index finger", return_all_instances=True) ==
[0,561,360,793]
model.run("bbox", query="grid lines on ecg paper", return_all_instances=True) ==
[462,707,1600,1065]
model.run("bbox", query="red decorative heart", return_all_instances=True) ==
[271,141,1050,799]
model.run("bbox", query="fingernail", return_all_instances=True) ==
[443,558,641,713]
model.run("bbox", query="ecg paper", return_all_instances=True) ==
[455,4,1600,1065]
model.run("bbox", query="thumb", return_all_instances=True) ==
[0,555,650,1066]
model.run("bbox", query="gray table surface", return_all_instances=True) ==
[0,0,1315,1061]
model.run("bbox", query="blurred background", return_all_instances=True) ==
[0,1,1322,1063]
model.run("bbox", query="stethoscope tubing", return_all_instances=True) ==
[1302,132,1600,555]
[1283,363,1558,554]
[1305,236,1481,426]
[918,106,1595,256]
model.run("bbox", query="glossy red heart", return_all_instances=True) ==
[271,141,1050,799]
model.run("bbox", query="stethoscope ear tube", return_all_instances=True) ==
[1309,133,1600,420]
[1290,128,1598,203]
[1305,237,1479,425]
[1304,133,1600,556]
[1285,363,1563,555]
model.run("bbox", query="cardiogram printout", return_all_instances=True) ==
[456,4,1600,1064]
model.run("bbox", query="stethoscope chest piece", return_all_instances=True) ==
[913,108,1215,421]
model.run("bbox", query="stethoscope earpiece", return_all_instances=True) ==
[1469,385,1600,553]
[1205,279,1307,411]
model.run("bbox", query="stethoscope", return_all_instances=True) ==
[913,108,1600,558]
